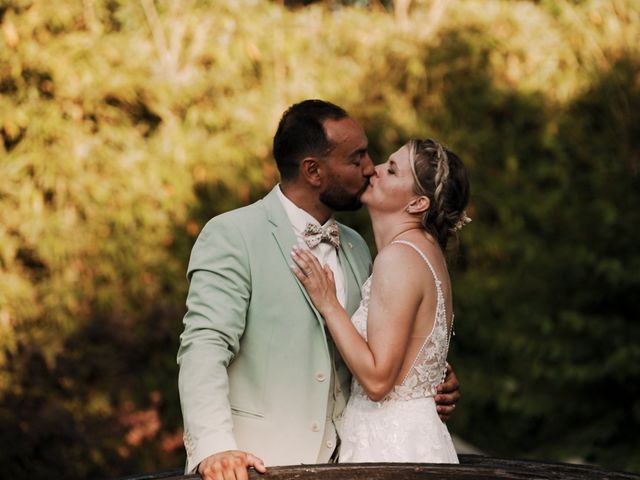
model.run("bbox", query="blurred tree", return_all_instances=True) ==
[275,0,394,9]
[0,0,638,477]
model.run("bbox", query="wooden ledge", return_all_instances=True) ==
[117,455,640,480]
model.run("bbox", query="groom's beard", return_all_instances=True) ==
[320,179,369,212]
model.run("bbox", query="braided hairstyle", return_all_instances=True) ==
[407,139,470,250]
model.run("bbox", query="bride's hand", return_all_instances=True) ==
[290,247,340,316]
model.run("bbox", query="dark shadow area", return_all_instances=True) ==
[0,303,185,479]
[437,32,640,470]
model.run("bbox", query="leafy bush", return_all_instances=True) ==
[1,0,638,477]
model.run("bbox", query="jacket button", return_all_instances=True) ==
[311,421,320,432]
[326,440,335,449]
[315,372,327,382]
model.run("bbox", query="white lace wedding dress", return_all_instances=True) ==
[338,240,459,463]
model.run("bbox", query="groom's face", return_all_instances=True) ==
[318,117,375,212]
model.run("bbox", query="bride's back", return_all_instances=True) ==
[391,235,454,397]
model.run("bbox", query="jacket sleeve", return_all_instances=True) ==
[177,216,251,473]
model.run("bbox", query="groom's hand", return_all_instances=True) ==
[435,363,461,422]
[198,450,266,480]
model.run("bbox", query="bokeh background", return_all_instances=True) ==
[1,0,639,478]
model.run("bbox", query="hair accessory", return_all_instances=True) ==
[453,211,472,232]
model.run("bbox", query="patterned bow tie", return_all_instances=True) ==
[302,222,340,249]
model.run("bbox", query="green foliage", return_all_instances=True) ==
[1,0,638,477]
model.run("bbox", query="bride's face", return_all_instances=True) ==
[361,145,416,212]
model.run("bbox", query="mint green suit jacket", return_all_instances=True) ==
[177,186,372,472]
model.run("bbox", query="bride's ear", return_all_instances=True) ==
[405,195,430,214]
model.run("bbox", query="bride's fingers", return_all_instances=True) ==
[291,248,323,276]
[295,248,322,269]
[290,262,306,281]
[290,249,319,279]
[291,260,311,280]
[307,256,324,277]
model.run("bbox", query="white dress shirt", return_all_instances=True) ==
[276,185,346,307]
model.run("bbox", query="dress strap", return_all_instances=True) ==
[390,240,442,288]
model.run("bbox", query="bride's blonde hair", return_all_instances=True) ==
[407,139,471,250]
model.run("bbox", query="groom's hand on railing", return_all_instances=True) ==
[198,450,266,480]
[435,362,461,422]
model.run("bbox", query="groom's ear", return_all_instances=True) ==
[300,157,322,187]
[406,195,430,214]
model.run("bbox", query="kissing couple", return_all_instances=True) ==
[178,99,471,480]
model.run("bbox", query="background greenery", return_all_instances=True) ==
[1,0,638,478]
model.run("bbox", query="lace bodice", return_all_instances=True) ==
[349,240,454,402]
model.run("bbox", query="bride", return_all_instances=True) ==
[291,138,470,463]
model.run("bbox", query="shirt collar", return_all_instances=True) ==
[276,184,335,235]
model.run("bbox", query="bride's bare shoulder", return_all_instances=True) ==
[372,242,423,278]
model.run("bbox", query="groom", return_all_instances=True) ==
[177,99,461,480]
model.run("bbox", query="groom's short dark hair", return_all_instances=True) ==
[273,99,349,180]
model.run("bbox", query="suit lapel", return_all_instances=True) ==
[262,187,328,332]
[262,188,369,329]
[338,228,368,287]
[263,186,298,253]
[338,227,368,315]
[340,257,360,316]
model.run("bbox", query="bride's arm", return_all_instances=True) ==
[291,245,423,401]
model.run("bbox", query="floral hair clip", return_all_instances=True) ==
[453,211,472,232]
